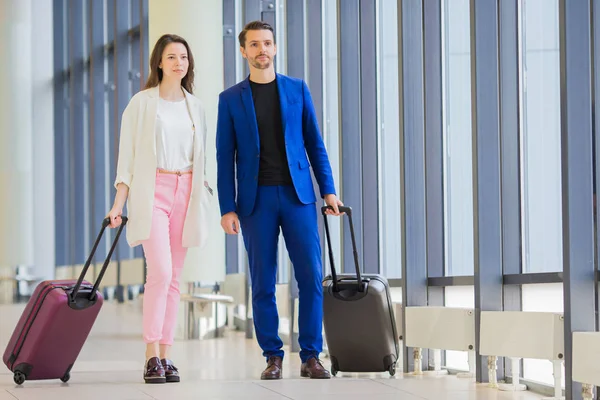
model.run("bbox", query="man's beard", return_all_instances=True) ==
[250,56,271,70]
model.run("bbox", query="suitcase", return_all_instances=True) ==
[321,206,399,376]
[3,216,127,385]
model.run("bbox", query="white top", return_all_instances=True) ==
[155,97,194,171]
[114,86,211,248]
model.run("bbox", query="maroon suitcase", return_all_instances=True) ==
[3,217,127,385]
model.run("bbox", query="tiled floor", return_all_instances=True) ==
[0,300,544,400]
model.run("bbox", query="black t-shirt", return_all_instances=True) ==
[250,78,292,186]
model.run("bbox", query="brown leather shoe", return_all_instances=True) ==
[160,359,180,383]
[144,357,166,384]
[261,356,283,380]
[301,357,331,379]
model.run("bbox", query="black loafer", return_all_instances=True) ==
[161,358,180,383]
[144,357,166,384]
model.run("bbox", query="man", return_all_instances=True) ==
[216,20,342,380]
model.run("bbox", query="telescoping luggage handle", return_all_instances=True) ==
[321,205,364,293]
[70,216,128,302]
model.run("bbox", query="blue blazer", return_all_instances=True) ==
[216,74,336,217]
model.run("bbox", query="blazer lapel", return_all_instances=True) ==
[182,88,201,149]
[146,85,160,155]
[240,78,260,151]
[276,74,289,142]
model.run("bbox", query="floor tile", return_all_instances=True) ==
[6,384,152,400]
[258,378,402,396]
[0,391,17,400]
[292,393,425,400]
[0,301,547,400]
[140,381,288,400]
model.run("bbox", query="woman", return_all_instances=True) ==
[107,34,212,384]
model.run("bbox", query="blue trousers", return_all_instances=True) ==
[240,185,323,363]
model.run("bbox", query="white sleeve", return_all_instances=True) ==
[114,100,137,189]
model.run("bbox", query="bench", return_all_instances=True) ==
[573,332,600,399]
[480,311,564,396]
[405,306,475,376]
[179,292,234,340]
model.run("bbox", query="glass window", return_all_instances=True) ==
[520,0,562,273]
[444,286,474,371]
[522,283,564,386]
[53,0,149,270]
[322,0,342,275]
[274,6,290,285]
[55,0,70,267]
[378,0,401,278]
[442,0,474,276]
[275,0,286,76]
[82,0,91,257]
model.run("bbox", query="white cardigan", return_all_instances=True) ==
[114,85,211,248]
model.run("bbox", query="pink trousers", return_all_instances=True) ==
[141,171,192,345]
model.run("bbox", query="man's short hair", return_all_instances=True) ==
[238,20,275,48]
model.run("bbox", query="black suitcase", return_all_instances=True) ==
[321,206,399,376]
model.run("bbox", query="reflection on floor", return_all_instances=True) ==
[0,300,544,400]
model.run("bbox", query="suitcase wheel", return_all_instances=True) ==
[60,373,70,383]
[388,363,396,377]
[13,371,26,385]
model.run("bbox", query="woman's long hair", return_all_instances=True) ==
[144,34,195,94]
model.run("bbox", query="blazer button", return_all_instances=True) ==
[254,175,257,180]
[256,154,260,158]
